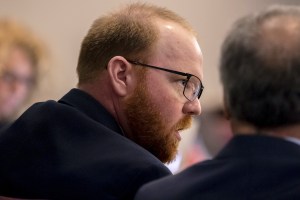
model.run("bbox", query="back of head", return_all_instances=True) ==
[77,3,194,84]
[220,5,300,128]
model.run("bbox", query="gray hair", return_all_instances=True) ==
[220,5,300,128]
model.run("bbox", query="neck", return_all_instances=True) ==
[231,119,300,140]
[261,124,300,139]
[77,76,129,137]
[78,80,115,117]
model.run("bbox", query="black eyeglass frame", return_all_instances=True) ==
[126,59,204,101]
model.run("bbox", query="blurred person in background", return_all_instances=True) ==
[135,4,300,200]
[0,19,46,130]
[0,3,204,199]
[180,106,232,169]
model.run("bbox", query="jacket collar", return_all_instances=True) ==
[216,135,300,159]
[58,88,124,135]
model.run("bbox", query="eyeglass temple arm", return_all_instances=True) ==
[126,59,191,77]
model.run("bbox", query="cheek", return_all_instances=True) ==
[148,83,183,125]
[0,82,11,98]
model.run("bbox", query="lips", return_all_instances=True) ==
[173,116,193,141]
[175,130,182,141]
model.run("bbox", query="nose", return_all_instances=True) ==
[182,98,201,116]
[9,79,29,98]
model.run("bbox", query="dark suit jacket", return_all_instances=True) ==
[135,135,300,200]
[0,122,9,131]
[0,89,171,200]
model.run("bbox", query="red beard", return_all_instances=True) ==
[124,76,192,163]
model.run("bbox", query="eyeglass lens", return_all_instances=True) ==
[184,75,202,101]
[0,71,35,88]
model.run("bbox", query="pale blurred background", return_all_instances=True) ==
[0,0,298,172]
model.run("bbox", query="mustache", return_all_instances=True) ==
[174,116,193,131]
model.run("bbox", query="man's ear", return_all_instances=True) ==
[223,93,231,120]
[107,56,134,96]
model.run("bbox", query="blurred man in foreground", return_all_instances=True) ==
[135,5,300,200]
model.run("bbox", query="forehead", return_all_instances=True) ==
[150,20,203,79]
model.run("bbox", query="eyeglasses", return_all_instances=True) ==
[126,59,204,101]
[0,70,35,88]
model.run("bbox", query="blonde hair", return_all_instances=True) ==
[0,18,47,83]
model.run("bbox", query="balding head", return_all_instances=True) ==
[220,5,300,129]
[258,9,300,69]
[77,3,196,85]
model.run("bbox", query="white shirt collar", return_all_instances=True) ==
[284,136,300,146]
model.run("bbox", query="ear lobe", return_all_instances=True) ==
[107,56,133,96]
[223,93,231,120]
